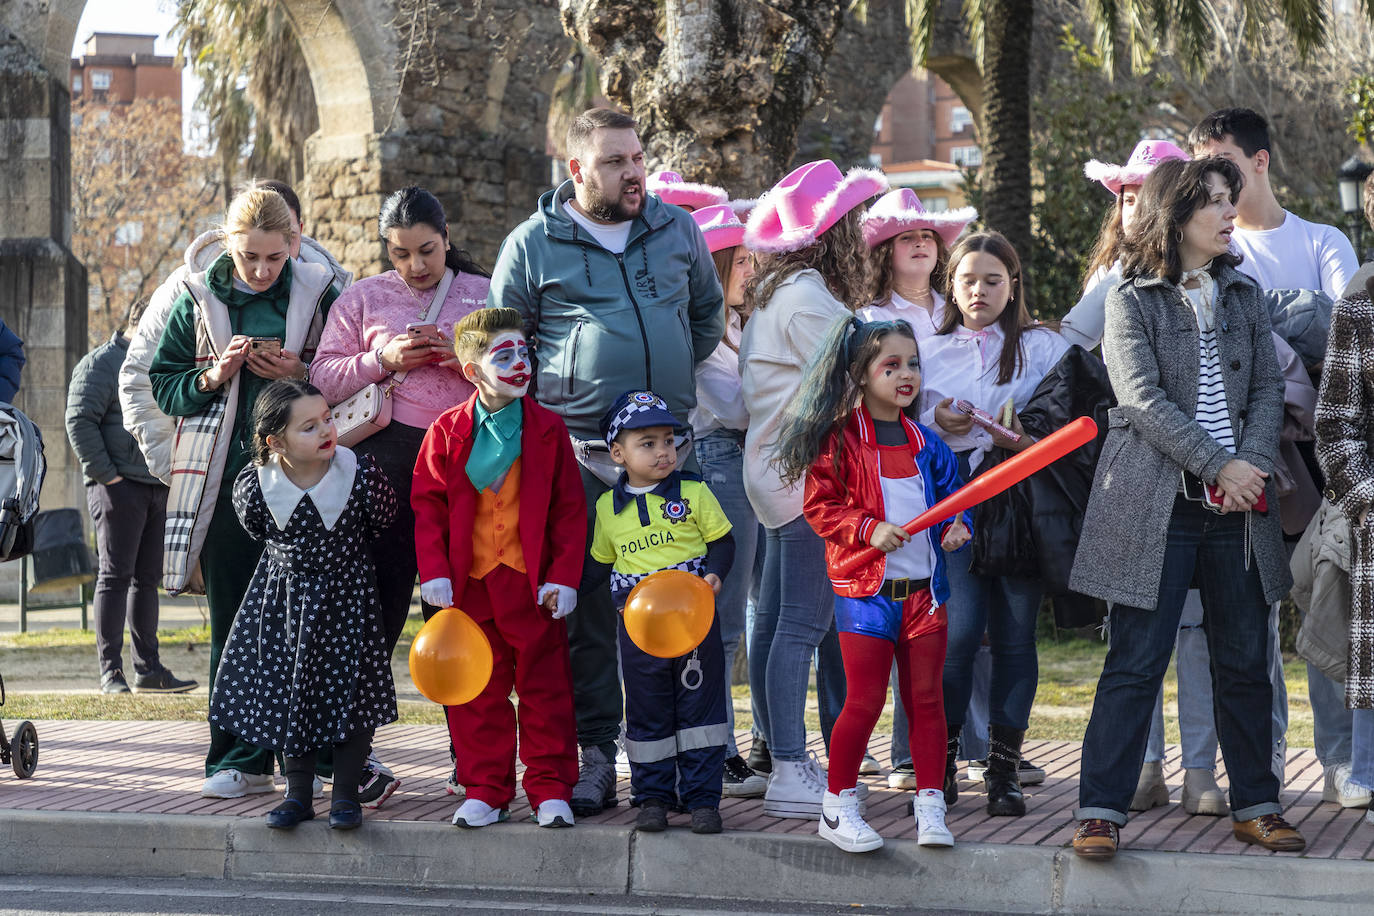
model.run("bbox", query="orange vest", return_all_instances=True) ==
[471,458,526,578]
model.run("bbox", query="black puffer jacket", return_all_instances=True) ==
[970,345,1115,628]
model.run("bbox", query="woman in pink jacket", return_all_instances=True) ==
[309,187,489,802]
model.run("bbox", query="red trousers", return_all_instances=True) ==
[827,590,948,795]
[445,565,578,809]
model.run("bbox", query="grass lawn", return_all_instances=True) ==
[0,620,1318,749]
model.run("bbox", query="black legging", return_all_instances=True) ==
[283,729,372,805]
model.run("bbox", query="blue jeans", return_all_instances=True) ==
[1147,595,1293,773]
[1309,663,1353,767]
[695,431,759,757]
[816,622,844,750]
[752,516,834,762]
[1077,498,1281,826]
[1350,709,1374,791]
[941,541,1043,732]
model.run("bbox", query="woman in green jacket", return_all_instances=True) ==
[150,188,338,799]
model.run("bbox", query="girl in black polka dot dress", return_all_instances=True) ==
[210,379,399,831]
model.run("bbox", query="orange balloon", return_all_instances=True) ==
[408,607,493,705]
[623,569,716,659]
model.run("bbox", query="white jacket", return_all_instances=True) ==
[120,232,351,482]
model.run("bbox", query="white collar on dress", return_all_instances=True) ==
[257,445,357,532]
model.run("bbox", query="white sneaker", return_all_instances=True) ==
[615,745,632,779]
[452,798,508,828]
[765,756,828,819]
[914,789,954,847]
[859,753,881,776]
[201,769,274,799]
[1323,762,1373,808]
[819,788,883,853]
[535,799,576,828]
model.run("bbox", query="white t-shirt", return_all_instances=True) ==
[690,309,749,436]
[565,203,632,254]
[1231,210,1357,298]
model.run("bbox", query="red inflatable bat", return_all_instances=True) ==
[833,415,1099,579]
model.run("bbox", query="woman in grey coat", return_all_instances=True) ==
[1067,157,1303,859]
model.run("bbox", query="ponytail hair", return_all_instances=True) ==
[378,186,491,279]
[772,316,918,487]
[250,378,324,465]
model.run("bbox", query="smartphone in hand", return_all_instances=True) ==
[249,337,282,355]
[406,323,440,339]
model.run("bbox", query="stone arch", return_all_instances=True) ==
[0,0,394,523]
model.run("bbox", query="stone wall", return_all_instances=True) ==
[303,0,571,277]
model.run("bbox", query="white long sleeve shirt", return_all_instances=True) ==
[740,269,851,528]
[860,290,947,339]
[917,323,1070,472]
[690,309,750,436]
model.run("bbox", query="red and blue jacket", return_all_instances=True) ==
[803,403,970,603]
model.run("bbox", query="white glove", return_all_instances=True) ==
[538,583,578,619]
[420,577,453,609]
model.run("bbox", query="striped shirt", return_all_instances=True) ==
[1184,285,1236,453]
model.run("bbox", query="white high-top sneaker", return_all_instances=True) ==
[764,757,828,818]
[914,788,954,847]
[819,787,884,853]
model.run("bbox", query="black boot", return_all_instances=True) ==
[943,723,962,807]
[985,724,1026,817]
[747,734,772,775]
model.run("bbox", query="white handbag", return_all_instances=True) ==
[331,269,454,447]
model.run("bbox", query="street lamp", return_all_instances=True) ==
[1337,154,1374,258]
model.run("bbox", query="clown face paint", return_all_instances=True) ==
[465,331,531,411]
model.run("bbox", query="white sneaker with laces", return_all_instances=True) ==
[819,788,883,853]
[914,789,954,847]
[536,799,576,828]
[452,798,508,828]
[765,757,828,818]
[201,769,274,799]
[1323,762,1372,808]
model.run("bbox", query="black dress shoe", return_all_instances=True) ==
[329,800,363,830]
[266,798,314,829]
[132,668,198,694]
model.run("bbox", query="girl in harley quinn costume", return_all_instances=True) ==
[772,317,971,853]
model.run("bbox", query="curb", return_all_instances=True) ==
[3,809,1373,914]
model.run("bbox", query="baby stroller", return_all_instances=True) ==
[0,401,45,779]
[0,673,36,778]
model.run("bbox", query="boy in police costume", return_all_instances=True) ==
[587,390,736,834]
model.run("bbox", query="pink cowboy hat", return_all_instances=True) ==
[692,204,747,253]
[647,170,729,211]
[1084,139,1189,196]
[861,187,977,248]
[745,160,889,253]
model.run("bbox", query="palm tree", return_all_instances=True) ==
[904,0,1337,304]
[173,0,318,193]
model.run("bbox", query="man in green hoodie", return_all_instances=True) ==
[487,108,725,816]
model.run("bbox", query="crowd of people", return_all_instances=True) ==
[61,104,1374,860]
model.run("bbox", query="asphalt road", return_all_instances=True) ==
[0,877,981,916]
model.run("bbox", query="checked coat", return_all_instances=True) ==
[1315,274,1374,708]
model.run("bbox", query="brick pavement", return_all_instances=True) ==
[1,719,1369,859]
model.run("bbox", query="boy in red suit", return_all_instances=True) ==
[412,307,585,829]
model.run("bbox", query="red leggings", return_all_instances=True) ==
[827,619,947,795]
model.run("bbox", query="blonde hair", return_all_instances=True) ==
[222,188,294,247]
[453,308,525,364]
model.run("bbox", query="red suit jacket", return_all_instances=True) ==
[412,393,586,600]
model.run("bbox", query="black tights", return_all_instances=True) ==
[283,730,372,806]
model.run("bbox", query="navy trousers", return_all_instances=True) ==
[619,613,729,810]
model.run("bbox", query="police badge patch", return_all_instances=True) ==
[660,497,692,524]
